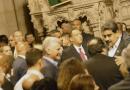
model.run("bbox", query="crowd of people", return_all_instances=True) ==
[0,19,130,90]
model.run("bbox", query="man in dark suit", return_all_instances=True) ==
[85,37,123,90]
[101,20,130,57]
[61,29,90,63]
[42,37,63,80]
[108,44,130,90]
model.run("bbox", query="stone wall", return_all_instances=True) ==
[28,0,130,37]
[0,0,30,36]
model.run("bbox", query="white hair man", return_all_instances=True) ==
[42,37,63,80]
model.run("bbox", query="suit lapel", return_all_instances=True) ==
[70,45,82,60]
[82,43,90,58]
[115,37,125,56]
[44,59,58,69]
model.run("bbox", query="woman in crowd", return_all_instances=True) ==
[57,57,88,90]
[68,74,99,90]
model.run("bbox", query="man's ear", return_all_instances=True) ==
[38,59,44,68]
[46,48,51,55]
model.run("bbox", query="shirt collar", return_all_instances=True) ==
[73,45,82,50]
[73,45,83,53]
[18,55,26,59]
[43,56,58,66]
[110,35,122,49]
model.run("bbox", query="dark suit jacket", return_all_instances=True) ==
[2,79,14,90]
[114,32,130,56]
[11,56,27,85]
[85,54,123,90]
[108,74,130,90]
[61,44,90,63]
[41,58,58,81]
[82,32,94,43]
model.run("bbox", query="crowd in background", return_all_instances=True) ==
[0,18,130,90]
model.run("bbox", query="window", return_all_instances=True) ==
[48,0,61,6]
[48,0,71,8]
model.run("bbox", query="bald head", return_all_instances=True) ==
[14,31,24,43]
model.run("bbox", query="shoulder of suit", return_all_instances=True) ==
[62,45,73,53]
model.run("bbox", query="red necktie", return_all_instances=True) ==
[79,48,87,61]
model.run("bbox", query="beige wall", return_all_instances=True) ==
[0,0,28,36]
[0,0,18,36]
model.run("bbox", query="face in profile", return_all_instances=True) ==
[47,43,63,60]
[9,35,15,47]
[2,46,12,55]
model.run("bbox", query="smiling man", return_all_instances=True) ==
[42,37,63,80]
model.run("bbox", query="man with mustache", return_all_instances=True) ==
[101,20,130,57]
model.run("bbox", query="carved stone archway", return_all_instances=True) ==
[47,15,69,31]
[75,11,95,34]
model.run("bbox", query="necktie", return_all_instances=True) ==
[79,48,87,61]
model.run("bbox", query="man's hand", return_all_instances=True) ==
[115,56,129,77]
[115,56,124,66]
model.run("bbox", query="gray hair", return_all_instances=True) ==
[42,37,60,50]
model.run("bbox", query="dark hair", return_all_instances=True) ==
[31,78,58,90]
[101,20,118,33]
[57,20,69,28]
[68,74,95,90]
[25,33,34,39]
[88,37,106,56]
[57,57,86,90]
[26,48,43,67]
[0,35,8,44]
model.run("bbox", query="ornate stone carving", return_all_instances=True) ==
[28,0,42,14]
[28,0,130,37]
[31,15,43,33]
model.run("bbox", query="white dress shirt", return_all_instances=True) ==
[43,56,58,67]
[108,35,122,57]
[0,87,3,90]
[14,69,44,90]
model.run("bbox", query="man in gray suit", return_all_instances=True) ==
[108,44,130,90]
[42,37,63,80]
[11,42,29,85]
